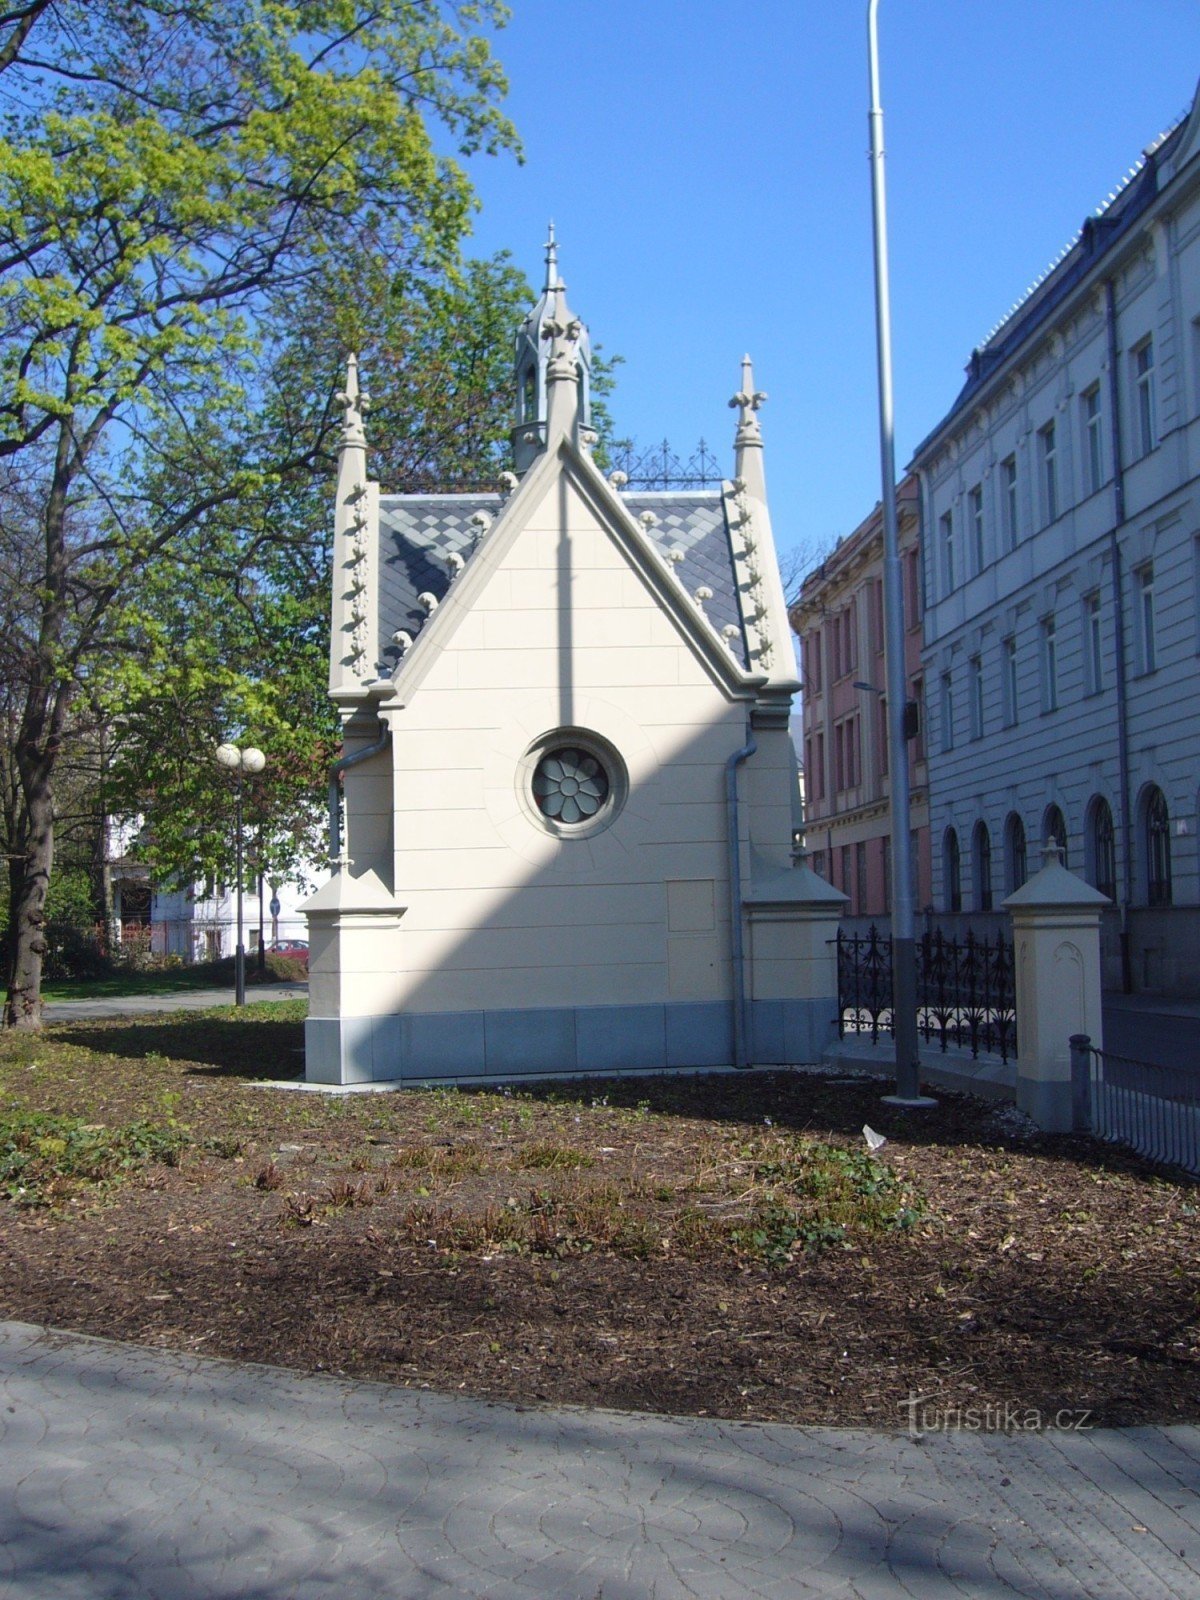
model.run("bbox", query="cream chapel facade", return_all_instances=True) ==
[302,242,841,1085]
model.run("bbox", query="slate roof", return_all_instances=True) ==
[376,486,747,673]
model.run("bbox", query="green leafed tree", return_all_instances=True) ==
[0,0,519,1026]
[99,247,550,912]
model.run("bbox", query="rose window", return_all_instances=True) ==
[531,746,609,825]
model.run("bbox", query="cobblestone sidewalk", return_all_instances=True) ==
[1,1321,1197,1598]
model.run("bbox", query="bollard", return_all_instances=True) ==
[1069,1034,1092,1133]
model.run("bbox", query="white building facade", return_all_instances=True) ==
[303,243,837,1084]
[913,86,1200,995]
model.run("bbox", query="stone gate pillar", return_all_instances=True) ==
[1002,840,1108,1132]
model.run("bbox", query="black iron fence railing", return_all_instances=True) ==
[1070,1034,1200,1177]
[835,925,1018,1063]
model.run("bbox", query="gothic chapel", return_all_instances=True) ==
[303,238,842,1084]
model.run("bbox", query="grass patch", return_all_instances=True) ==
[518,1141,596,1171]
[43,953,306,1002]
[0,1105,189,1208]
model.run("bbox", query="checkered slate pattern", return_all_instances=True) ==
[377,486,747,672]
[377,494,501,669]
[621,492,746,663]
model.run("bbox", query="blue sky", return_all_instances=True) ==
[459,1,1200,569]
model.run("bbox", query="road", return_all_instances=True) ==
[1102,996,1200,1073]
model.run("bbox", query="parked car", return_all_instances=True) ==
[267,939,309,969]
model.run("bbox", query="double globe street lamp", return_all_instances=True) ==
[215,741,266,1006]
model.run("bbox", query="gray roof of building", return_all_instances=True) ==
[376,486,747,673]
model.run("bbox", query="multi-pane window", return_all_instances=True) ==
[881,834,891,914]
[815,732,825,800]
[1137,564,1156,673]
[1044,804,1068,868]
[878,696,888,777]
[940,672,954,753]
[834,716,860,791]
[911,675,925,760]
[1039,421,1058,524]
[1089,797,1116,902]
[855,841,867,916]
[1001,635,1018,726]
[968,655,984,740]
[832,603,857,680]
[1134,338,1156,457]
[1145,786,1171,906]
[1083,592,1103,694]
[840,844,852,903]
[940,510,955,594]
[806,630,822,693]
[969,484,984,574]
[870,579,885,655]
[1005,812,1028,894]
[973,821,993,913]
[1041,615,1058,712]
[944,828,962,914]
[1002,455,1018,549]
[1082,384,1103,494]
[904,548,922,626]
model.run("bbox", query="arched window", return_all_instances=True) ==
[1087,796,1116,901]
[944,827,962,913]
[1005,812,1027,895]
[1043,804,1068,868]
[972,821,992,912]
[1143,785,1172,906]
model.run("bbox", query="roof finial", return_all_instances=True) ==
[335,352,370,449]
[730,352,768,502]
[729,353,767,443]
[544,220,559,292]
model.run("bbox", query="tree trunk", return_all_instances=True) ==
[3,770,52,1028]
[3,419,73,1029]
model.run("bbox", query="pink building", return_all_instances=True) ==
[789,475,930,919]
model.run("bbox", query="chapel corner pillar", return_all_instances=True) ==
[745,861,847,1065]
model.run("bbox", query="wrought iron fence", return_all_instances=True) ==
[835,925,1018,1063]
[1071,1034,1200,1176]
[607,437,723,489]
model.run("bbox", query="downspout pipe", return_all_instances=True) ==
[1104,278,1134,993]
[725,727,757,1069]
[328,716,391,865]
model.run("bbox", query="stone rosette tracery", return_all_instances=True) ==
[531,747,609,826]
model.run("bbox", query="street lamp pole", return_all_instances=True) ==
[866,0,933,1106]
[215,742,266,1007]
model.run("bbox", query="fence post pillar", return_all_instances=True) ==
[1069,1034,1092,1133]
[1002,842,1109,1132]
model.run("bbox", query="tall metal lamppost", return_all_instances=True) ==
[215,742,266,1006]
[867,0,935,1107]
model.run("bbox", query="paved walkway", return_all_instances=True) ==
[43,982,306,1023]
[1,1322,1197,1599]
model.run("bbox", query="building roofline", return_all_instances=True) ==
[908,91,1198,467]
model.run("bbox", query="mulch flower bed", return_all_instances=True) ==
[0,1001,1196,1430]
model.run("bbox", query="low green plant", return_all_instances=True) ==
[0,1107,190,1208]
[730,1138,925,1265]
[519,1142,595,1171]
